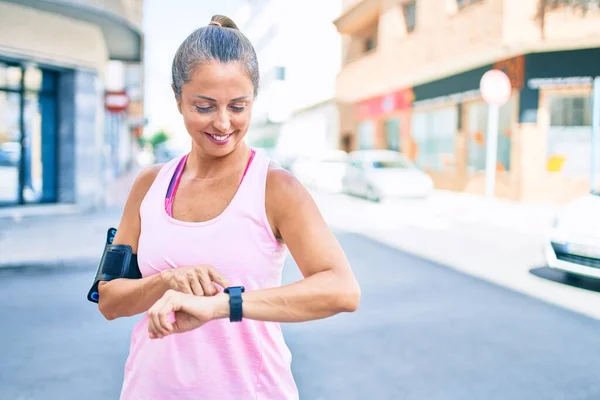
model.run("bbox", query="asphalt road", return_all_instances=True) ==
[1,232,600,400]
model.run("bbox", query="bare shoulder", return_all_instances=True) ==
[266,162,319,241]
[112,163,165,249]
[266,161,309,204]
[128,163,164,201]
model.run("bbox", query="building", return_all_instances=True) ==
[0,0,144,213]
[334,0,600,203]
[238,0,343,158]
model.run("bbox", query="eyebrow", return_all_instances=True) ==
[194,95,250,102]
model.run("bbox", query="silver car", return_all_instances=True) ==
[342,150,433,202]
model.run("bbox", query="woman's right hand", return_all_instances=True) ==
[160,265,230,296]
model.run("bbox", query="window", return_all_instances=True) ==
[274,66,285,81]
[550,96,592,127]
[372,159,413,169]
[358,120,375,149]
[466,97,514,173]
[0,62,58,206]
[403,1,416,33]
[457,0,483,8]
[547,94,594,177]
[411,106,458,171]
[385,118,401,151]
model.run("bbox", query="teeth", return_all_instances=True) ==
[210,134,229,141]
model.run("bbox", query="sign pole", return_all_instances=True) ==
[485,104,500,198]
[591,77,600,193]
[480,69,511,199]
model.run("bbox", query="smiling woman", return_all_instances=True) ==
[96,14,360,400]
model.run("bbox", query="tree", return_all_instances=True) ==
[148,130,170,150]
[537,0,600,38]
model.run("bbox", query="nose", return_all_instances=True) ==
[213,109,231,133]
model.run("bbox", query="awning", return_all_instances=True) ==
[333,0,382,35]
[2,0,142,62]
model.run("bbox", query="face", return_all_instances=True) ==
[176,61,254,158]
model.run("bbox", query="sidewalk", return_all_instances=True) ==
[0,165,140,269]
[311,191,600,321]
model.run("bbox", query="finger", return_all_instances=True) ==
[158,304,174,336]
[177,278,193,295]
[198,271,216,296]
[190,278,205,297]
[148,306,162,339]
[208,268,231,289]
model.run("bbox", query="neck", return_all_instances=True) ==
[185,142,251,179]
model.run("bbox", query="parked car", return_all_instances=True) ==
[291,150,348,193]
[545,191,600,280]
[342,150,433,201]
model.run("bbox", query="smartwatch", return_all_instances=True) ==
[224,286,245,322]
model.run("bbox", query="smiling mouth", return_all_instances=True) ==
[206,132,233,142]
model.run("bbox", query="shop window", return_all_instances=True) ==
[403,1,416,33]
[547,94,594,177]
[0,63,58,206]
[0,63,22,90]
[385,118,401,151]
[412,106,458,171]
[358,120,375,149]
[466,97,513,173]
[550,96,592,127]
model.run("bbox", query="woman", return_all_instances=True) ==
[98,15,360,400]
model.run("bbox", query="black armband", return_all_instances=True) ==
[87,228,142,303]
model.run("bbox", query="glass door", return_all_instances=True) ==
[0,90,21,205]
[0,62,57,206]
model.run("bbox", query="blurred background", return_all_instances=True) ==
[2,0,600,399]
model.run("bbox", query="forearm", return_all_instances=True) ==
[98,273,169,320]
[211,270,361,323]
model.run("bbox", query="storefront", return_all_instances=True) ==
[0,1,143,212]
[0,61,58,206]
[353,88,413,152]
[519,48,600,203]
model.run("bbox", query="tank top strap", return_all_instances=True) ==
[142,156,186,212]
[230,149,279,243]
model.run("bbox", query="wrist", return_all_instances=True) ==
[211,292,230,320]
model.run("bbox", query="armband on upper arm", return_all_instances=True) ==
[87,228,142,304]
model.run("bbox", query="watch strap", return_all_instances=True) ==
[224,286,245,322]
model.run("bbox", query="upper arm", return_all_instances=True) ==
[265,165,351,279]
[111,164,163,253]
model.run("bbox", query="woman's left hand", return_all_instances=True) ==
[147,289,217,339]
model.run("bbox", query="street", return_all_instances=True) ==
[2,229,600,400]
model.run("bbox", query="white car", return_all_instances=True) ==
[291,150,348,193]
[545,191,600,280]
[342,150,433,202]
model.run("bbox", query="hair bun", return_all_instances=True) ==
[209,15,239,30]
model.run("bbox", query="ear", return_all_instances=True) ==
[172,84,183,114]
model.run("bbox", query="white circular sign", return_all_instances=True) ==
[480,70,512,106]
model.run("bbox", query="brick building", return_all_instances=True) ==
[334,0,600,203]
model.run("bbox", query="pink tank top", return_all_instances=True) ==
[120,151,299,400]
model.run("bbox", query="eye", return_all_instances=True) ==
[196,106,213,113]
[230,105,246,113]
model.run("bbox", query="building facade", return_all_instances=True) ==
[0,0,144,212]
[335,0,600,203]
[238,0,343,157]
